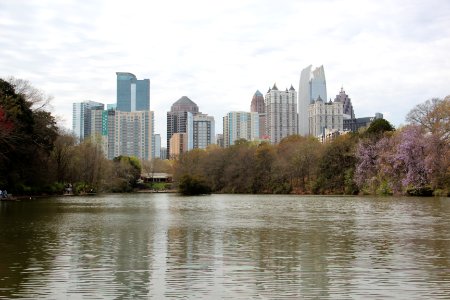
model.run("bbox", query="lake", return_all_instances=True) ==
[1,194,449,299]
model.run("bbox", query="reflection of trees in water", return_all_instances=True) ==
[2,195,450,298]
[0,201,59,298]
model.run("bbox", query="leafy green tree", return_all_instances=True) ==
[314,134,359,194]
[364,118,395,139]
[0,78,58,193]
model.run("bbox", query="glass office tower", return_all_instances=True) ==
[298,65,327,136]
[116,72,150,112]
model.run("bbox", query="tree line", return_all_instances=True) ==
[1,77,448,196]
[0,78,171,195]
[174,96,449,196]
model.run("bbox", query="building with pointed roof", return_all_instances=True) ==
[167,96,199,156]
[250,90,266,139]
[309,95,343,137]
[170,96,199,113]
[166,96,215,156]
[250,90,265,114]
[334,87,355,119]
[265,84,298,144]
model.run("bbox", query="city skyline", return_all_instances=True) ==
[1,0,449,142]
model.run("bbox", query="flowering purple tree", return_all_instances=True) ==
[393,125,429,190]
[355,134,399,194]
[356,125,434,195]
[355,139,379,193]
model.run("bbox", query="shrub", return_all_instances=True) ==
[178,174,211,196]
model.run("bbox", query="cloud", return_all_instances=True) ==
[1,0,449,141]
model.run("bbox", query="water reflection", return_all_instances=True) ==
[0,194,449,298]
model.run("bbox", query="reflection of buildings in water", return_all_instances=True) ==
[165,226,221,297]
[111,227,153,298]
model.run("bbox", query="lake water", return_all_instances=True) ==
[0,194,449,299]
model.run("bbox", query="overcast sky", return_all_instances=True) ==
[1,0,449,141]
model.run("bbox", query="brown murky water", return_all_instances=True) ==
[1,194,449,299]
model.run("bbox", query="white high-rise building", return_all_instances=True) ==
[72,100,104,141]
[193,114,215,149]
[265,83,298,144]
[309,96,343,137]
[107,110,154,160]
[223,111,259,147]
[298,65,327,135]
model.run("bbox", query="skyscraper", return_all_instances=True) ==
[250,90,266,139]
[334,87,355,119]
[72,100,104,141]
[166,96,198,156]
[250,90,265,113]
[107,110,154,160]
[309,96,343,137]
[265,83,298,144]
[298,65,327,135]
[193,114,215,149]
[90,109,109,156]
[116,72,150,112]
[223,111,259,147]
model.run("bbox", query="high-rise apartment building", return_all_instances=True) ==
[90,109,109,155]
[107,110,154,160]
[72,100,104,141]
[166,96,198,156]
[223,111,259,147]
[193,114,215,149]
[116,72,150,112]
[298,65,327,135]
[73,72,154,161]
[250,90,266,139]
[309,96,343,137]
[265,84,298,144]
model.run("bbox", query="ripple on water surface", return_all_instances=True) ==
[0,194,449,298]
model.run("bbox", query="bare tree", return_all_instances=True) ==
[406,96,450,141]
[6,76,53,111]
